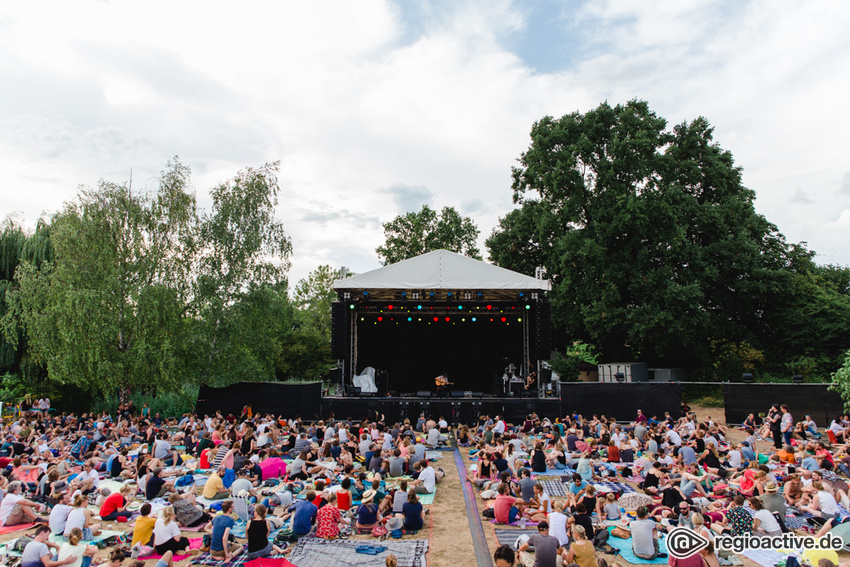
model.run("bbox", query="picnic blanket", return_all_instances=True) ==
[540,480,570,498]
[49,529,125,545]
[288,537,429,567]
[490,519,539,527]
[0,522,35,535]
[605,527,668,564]
[494,529,539,547]
[593,481,636,494]
[417,491,435,505]
[193,552,287,567]
[144,537,202,561]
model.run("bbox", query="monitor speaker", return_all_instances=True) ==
[416,390,432,398]
[450,390,464,398]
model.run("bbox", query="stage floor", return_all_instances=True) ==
[322,395,562,424]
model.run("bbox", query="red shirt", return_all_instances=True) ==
[200,448,211,469]
[315,504,341,538]
[99,492,125,517]
[494,494,517,524]
[817,448,835,467]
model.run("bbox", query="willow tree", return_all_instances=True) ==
[5,160,197,396]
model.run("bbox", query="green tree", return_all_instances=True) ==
[376,205,481,265]
[195,162,293,384]
[487,100,799,374]
[830,349,850,410]
[292,265,349,342]
[4,160,197,396]
[549,341,599,382]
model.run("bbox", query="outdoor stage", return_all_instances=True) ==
[195,382,684,425]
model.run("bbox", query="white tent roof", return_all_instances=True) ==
[333,249,550,291]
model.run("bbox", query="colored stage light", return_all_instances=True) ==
[433,317,438,322]
[378,317,383,321]
[349,304,355,309]
[417,305,422,310]
[518,318,522,322]
[501,317,507,322]
[471,317,477,322]
[525,304,531,309]
[407,317,412,321]
[388,305,393,310]
[445,317,450,322]
[457,305,463,310]
[486,305,492,310]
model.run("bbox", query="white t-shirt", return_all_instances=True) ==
[754,509,781,535]
[728,450,742,468]
[64,508,87,536]
[548,511,569,545]
[493,421,506,434]
[666,430,682,446]
[80,469,100,489]
[153,517,181,546]
[58,541,88,567]
[418,466,436,493]
[0,493,23,525]
[49,504,73,535]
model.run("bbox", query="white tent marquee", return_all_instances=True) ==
[332,249,549,291]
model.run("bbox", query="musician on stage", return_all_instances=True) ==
[435,373,453,397]
[524,369,537,397]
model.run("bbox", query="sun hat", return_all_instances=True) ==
[360,489,376,503]
[385,516,404,531]
[765,482,777,492]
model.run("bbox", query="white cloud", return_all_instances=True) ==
[1,0,849,288]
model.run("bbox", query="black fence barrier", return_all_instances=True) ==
[723,383,845,425]
[195,382,322,419]
[561,382,682,421]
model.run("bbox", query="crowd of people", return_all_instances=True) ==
[466,406,850,567]
[0,404,450,567]
[4,399,850,567]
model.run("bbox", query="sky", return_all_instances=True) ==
[1,0,849,286]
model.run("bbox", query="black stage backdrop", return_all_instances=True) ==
[723,383,845,425]
[196,382,322,418]
[355,315,523,394]
[560,383,682,421]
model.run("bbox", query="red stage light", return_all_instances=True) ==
[378,317,383,321]
[501,317,507,322]
[388,305,393,310]
[445,317,450,322]
[433,317,438,322]
[486,304,492,310]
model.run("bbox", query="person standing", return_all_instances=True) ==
[780,405,793,447]
[768,404,782,450]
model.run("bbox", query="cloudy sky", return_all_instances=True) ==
[1,0,848,285]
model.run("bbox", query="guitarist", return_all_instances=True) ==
[435,373,453,397]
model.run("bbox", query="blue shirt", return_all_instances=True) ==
[569,480,587,495]
[679,446,697,466]
[801,456,821,471]
[291,500,317,535]
[403,501,423,530]
[210,514,235,552]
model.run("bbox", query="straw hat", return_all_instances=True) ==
[386,516,404,531]
[765,481,778,492]
[360,489,376,503]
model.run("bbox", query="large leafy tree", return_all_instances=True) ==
[4,160,197,395]
[195,162,293,384]
[487,100,806,374]
[376,205,481,265]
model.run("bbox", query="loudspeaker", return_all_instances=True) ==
[532,301,552,359]
[742,373,754,383]
[472,392,484,398]
[416,390,432,398]
[331,302,350,359]
[450,390,464,398]
[540,368,552,383]
[329,367,342,386]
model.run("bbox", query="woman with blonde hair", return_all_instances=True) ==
[58,527,98,567]
[562,524,596,567]
[64,494,101,539]
[153,506,191,554]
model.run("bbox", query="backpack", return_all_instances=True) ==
[274,528,299,544]
[12,537,33,553]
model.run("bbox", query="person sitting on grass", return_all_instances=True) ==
[246,503,288,557]
[526,483,551,523]
[354,490,380,532]
[562,524,596,567]
[209,500,244,561]
[630,505,661,561]
[57,527,98,567]
[517,521,562,567]
[152,506,191,555]
[22,524,79,567]
[98,484,133,522]
[1,480,47,526]
[64,494,101,540]
[402,489,424,532]
[202,466,230,500]
[494,482,527,525]
[315,493,343,540]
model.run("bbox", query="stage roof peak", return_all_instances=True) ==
[333,249,550,291]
